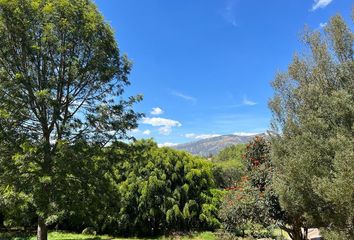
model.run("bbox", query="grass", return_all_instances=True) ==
[180,232,216,240]
[0,229,290,240]
[0,231,217,240]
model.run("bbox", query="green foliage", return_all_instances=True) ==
[103,140,222,236]
[0,0,142,238]
[269,14,354,239]
[0,231,218,240]
[244,137,271,192]
[218,137,286,238]
[212,144,246,164]
[212,144,245,188]
[219,180,265,236]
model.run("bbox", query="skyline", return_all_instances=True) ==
[94,0,353,146]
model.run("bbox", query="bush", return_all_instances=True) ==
[103,140,223,236]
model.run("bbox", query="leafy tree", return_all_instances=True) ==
[219,136,287,238]
[104,140,222,236]
[244,137,272,193]
[269,14,353,240]
[46,141,121,234]
[0,0,142,239]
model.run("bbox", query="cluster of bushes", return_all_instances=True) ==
[0,140,222,236]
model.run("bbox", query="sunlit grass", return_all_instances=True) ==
[0,229,290,240]
[0,231,218,240]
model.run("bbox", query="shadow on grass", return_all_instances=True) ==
[52,237,111,240]
[0,230,34,240]
[0,233,107,240]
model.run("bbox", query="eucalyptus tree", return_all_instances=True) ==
[269,14,353,240]
[0,0,142,239]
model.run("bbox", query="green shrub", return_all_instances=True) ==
[104,140,222,236]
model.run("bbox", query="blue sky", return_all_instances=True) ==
[94,0,352,146]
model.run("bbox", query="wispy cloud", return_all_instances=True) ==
[172,91,197,104]
[150,107,164,115]
[211,94,258,109]
[233,132,261,136]
[319,22,327,28]
[223,0,238,27]
[311,0,333,11]
[142,117,182,135]
[131,128,140,133]
[242,96,257,106]
[158,142,178,147]
[184,133,221,140]
[142,129,151,135]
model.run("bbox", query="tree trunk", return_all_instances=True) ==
[37,217,48,240]
[37,133,51,240]
[292,223,303,240]
[0,212,4,228]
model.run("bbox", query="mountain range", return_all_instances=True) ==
[173,133,266,157]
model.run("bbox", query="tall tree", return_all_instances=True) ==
[269,14,353,240]
[0,0,142,239]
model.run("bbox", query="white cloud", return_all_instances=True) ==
[142,117,182,127]
[184,133,221,140]
[185,133,197,138]
[158,142,178,147]
[131,128,140,133]
[312,0,333,11]
[233,132,260,136]
[142,129,151,135]
[172,91,197,104]
[242,96,257,106]
[142,117,182,136]
[150,107,164,115]
[319,22,327,28]
[158,126,173,135]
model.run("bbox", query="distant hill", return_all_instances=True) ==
[173,133,266,157]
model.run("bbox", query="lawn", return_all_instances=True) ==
[0,229,291,240]
[0,231,217,240]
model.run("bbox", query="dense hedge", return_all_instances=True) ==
[104,140,222,236]
[0,140,222,236]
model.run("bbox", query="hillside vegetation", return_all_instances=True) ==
[174,135,258,157]
[211,144,246,188]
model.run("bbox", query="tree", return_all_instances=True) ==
[219,136,286,238]
[212,144,246,188]
[0,0,142,239]
[269,14,353,240]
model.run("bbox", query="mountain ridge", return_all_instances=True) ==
[173,133,266,157]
